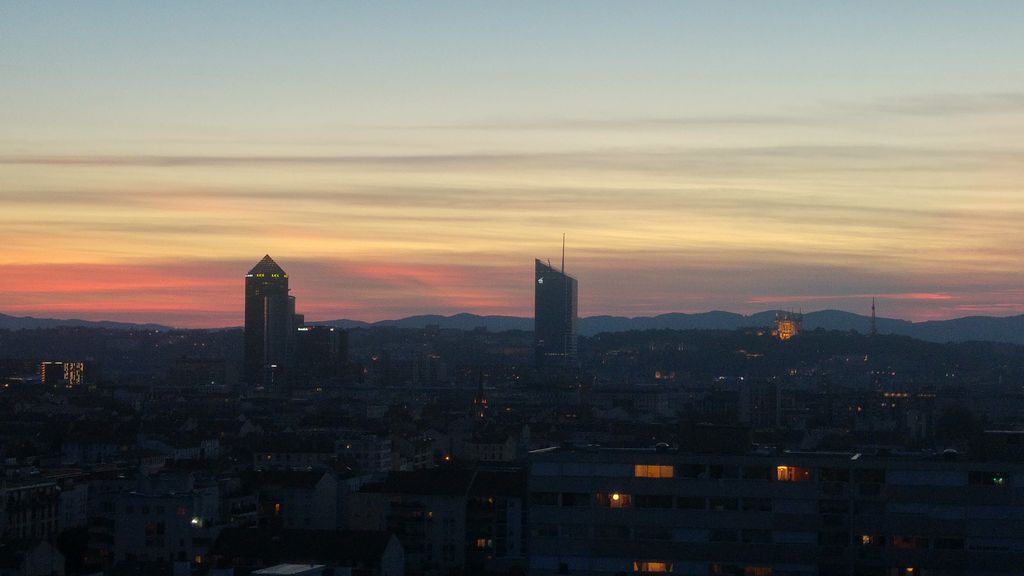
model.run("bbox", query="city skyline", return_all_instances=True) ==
[4,3,1024,327]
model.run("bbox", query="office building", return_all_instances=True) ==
[534,259,578,370]
[294,325,347,387]
[244,255,296,390]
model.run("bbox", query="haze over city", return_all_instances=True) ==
[6,5,1024,576]
[3,2,1024,327]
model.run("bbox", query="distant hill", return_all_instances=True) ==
[318,313,531,332]
[313,310,1024,345]
[0,312,171,332]
[5,309,1023,345]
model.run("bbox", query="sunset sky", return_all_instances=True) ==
[2,2,1024,327]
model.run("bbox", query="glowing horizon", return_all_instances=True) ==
[3,3,1024,327]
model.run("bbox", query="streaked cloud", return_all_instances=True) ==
[3,0,1024,338]
[863,92,1024,116]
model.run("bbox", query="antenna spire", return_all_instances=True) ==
[561,233,566,273]
[870,297,878,336]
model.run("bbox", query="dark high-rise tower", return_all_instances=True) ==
[244,255,294,390]
[534,257,578,370]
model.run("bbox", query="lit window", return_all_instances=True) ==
[860,534,883,546]
[597,492,632,508]
[775,466,813,482]
[634,464,674,478]
[969,471,1009,486]
[633,561,672,573]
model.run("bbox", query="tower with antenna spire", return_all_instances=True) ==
[534,236,578,370]
[870,297,878,337]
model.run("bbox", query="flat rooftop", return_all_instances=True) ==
[252,564,324,576]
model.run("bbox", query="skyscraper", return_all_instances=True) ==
[244,255,294,390]
[534,258,578,369]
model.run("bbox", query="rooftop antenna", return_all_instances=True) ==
[870,297,878,337]
[561,233,566,273]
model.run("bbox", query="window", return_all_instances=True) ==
[858,483,882,496]
[819,500,848,514]
[679,464,705,479]
[741,497,772,512]
[530,492,558,506]
[596,492,632,508]
[743,466,772,480]
[934,537,963,550]
[776,466,813,482]
[709,465,738,479]
[859,534,883,547]
[560,492,590,507]
[530,524,557,538]
[636,494,674,509]
[633,561,672,573]
[635,526,672,541]
[742,529,772,544]
[969,471,1009,486]
[672,528,708,543]
[561,524,588,538]
[676,496,705,510]
[818,531,846,546]
[773,531,816,544]
[635,464,674,478]
[819,468,849,482]
[594,525,630,539]
[709,498,738,511]
[710,529,738,543]
[774,496,815,512]
[854,501,883,514]
[890,536,928,549]
[853,469,885,484]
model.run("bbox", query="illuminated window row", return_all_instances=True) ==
[633,561,671,573]
[634,463,815,482]
[634,464,674,478]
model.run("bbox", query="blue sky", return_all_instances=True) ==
[2,2,1024,325]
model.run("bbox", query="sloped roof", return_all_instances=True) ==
[248,255,286,276]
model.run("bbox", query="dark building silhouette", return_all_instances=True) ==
[293,325,347,387]
[534,258,578,369]
[244,255,296,391]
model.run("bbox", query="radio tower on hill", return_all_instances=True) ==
[870,297,878,337]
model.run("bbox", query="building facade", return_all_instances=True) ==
[244,255,296,391]
[534,259,578,370]
[528,446,1024,576]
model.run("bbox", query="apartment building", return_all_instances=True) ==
[528,445,1024,576]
